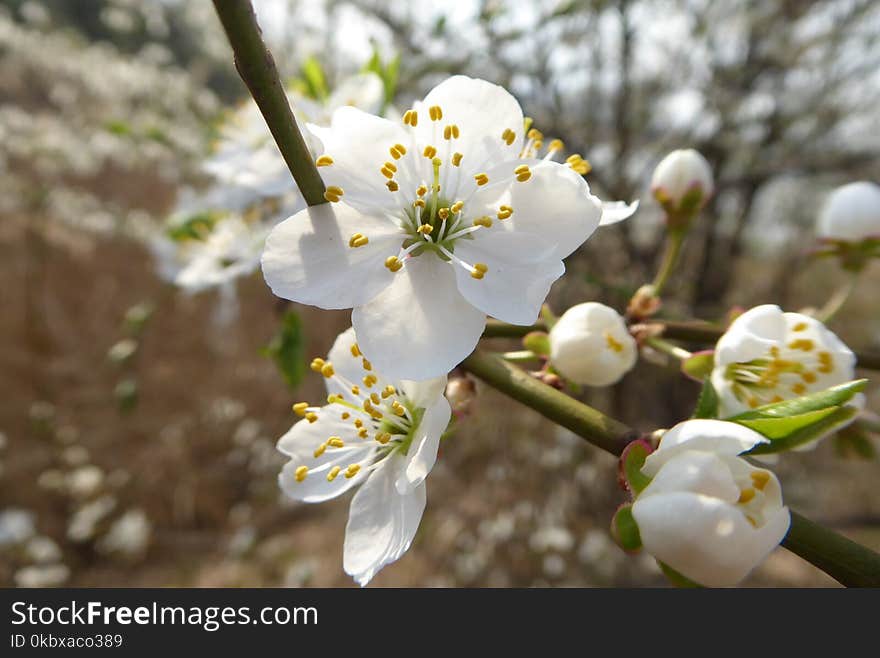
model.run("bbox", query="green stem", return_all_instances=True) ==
[460,349,880,587]
[645,336,693,361]
[212,0,326,206]
[483,319,547,338]
[500,350,541,363]
[651,230,685,296]
[817,272,860,323]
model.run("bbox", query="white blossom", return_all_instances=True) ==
[816,181,880,243]
[651,148,714,213]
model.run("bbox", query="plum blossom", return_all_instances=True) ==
[816,181,880,244]
[263,75,635,380]
[631,419,790,587]
[651,148,714,215]
[277,327,451,586]
[549,302,637,386]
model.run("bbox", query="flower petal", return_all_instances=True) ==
[327,73,385,116]
[714,304,786,366]
[638,451,740,503]
[452,230,564,325]
[352,253,486,381]
[343,456,427,586]
[277,413,375,503]
[415,76,524,177]
[397,396,451,494]
[464,159,602,260]
[324,326,396,399]
[261,202,400,310]
[599,199,639,226]
[632,492,790,587]
[308,107,411,214]
[643,419,767,477]
[400,376,448,410]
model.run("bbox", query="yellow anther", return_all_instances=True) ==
[310,357,325,372]
[348,234,369,248]
[771,395,784,402]
[473,216,493,228]
[389,145,402,160]
[417,224,433,234]
[383,161,397,174]
[605,331,624,353]
[362,358,372,371]
[514,164,530,174]
[382,385,396,398]
[566,154,591,174]
[548,139,564,152]
[534,139,543,150]
[423,145,437,159]
[327,466,341,482]
[354,418,364,429]
[416,185,428,197]
[817,351,834,373]
[380,166,395,179]
[501,128,516,145]
[429,105,443,121]
[385,256,403,272]
[327,394,342,404]
[386,180,399,192]
[295,466,309,482]
[474,173,489,186]
[344,464,361,479]
[801,371,817,383]
[393,143,407,156]
[305,412,319,424]
[370,392,381,405]
[341,412,350,420]
[497,205,513,220]
[403,110,418,126]
[376,432,391,444]
[442,124,459,139]
[747,397,759,409]
[438,207,450,220]
[788,338,815,352]
[351,343,362,357]
[363,374,378,387]
[738,488,756,504]
[791,383,807,395]
[323,186,344,203]
[391,401,406,416]
[413,199,426,209]
[451,201,464,214]
[320,363,335,378]
[527,128,543,141]
[452,152,463,166]
[350,385,360,396]
[792,322,808,332]
[358,427,369,439]
[516,168,532,182]
[471,263,488,279]
[293,402,309,416]
[523,117,534,132]
[327,437,345,448]
[315,155,334,167]
[769,346,780,358]
[313,444,326,458]
[751,471,771,490]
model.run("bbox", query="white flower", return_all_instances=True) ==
[631,419,790,587]
[711,305,860,441]
[549,302,637,386]
[277,327,451,586]
[263,75,618,380]
[651,148,714,214]
[816,181,880,244]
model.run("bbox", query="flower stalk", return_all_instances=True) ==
[651,230,686,297]
[817,271,860,323]
[460,349,880,586]
[212,0,326,206]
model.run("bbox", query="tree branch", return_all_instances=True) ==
[212,0,326,206]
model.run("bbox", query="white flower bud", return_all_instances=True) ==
[549,303,637,386]
[631,419,790,587]
[816,181,880,243]
[651,149,714,214]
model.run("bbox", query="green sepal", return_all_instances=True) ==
[682,351,714,382]
[745,406,859,455]
[611,504,642,552]
[522,331,551,356]
[691,378,719,419]
[618,439,653,495]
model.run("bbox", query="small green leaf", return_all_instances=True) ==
[522,331,550,356]
[735,407,839,440]
[747,406,859,455]
[726,379,867,421]
[166,211,222,242]
[659,562,702,588]
[263,311,306,390]
[300,56,328,101]
[619,439,652,495]
[682,351,714,381]
[611,504,642,552]
[691,378,719,419]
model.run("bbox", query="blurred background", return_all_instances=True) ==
[2,0,879,587]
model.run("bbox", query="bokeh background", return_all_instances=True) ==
[2,0,879,587]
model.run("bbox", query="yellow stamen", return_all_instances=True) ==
[350,343,362,357]
[751,471,771,490]
[295,466,309,482]
[788,338,814,352]
[370,392,381,405]
[451,201,464,214]
[527,128,543,141]
[293,402,309,416]
[363,374,378,388]
[738,488,756,503]
[474,173,489,186]
[305,412,318,424]
[358,427,369,439]
[341,412,350,420]
[792,322,808,332]
[791,383,807,395]
[350,385,360,396]
[413,199,426,209]
[547,139,564,152]
[320,362,335,378]
[382,385,396,398]
[452,152,463,166]
[605,331,624,353]
[348,234,369,248]
[501,128,516,145]
[386,180,399,192]
[417,224,433,234]
[327,437,344,448]
[385,256,403,273]
[344,464,361,479]
[315,155,334,167]
[416,185,427,197]
[362,358,372,371]
[471,262,488,279]
[323,185,344,203]
[497,205,513,220]
[354,419,363,429]
[310,358,325,372]
[429,105,443,121]
[473,216,493,228]
[403,110,418,126]
[423,145,437,159]
[313,444,326,458]
[327,466,341,482]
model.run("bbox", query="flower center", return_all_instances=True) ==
[724,331,835,408]
[289,343,424,484]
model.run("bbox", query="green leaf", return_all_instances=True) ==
[619,439,652,495]
[300,56,328,101]
[691,378,719,419]
[263,311,306,390]
[611,504,642,552]
[682,351,714,381]
[726,379,867,421]
[736,407,840,440]
[747,406,859,455]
